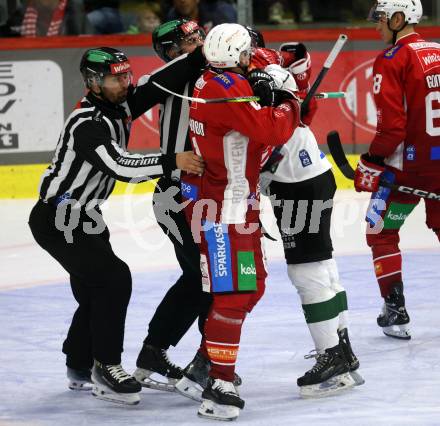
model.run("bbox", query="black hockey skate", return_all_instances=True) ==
[338,328,365,386]
[175,351,242,402]
[377,282,411,340]
[133,344,183,392]
[67,367,92,391]
[198,377,245,421]
[297,344,355,398]
[92,361,141,405]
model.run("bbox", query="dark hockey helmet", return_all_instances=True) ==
[245,26,265,48]
[80,47,132,88]
[152,19,205,62]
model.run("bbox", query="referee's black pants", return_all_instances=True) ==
[142,177,212,350]
[28,200,132,368]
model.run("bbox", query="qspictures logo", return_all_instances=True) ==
[0,63,18,149]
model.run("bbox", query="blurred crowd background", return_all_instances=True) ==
[0,0,438,38]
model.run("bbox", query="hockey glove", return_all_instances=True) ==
[296,92,318,126]
[247,69,276,107]
[264,64,298,101]
[354,153,385,193]
[280,42,311,91]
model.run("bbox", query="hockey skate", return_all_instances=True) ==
[133,344,183,392]
[92,361,141,405]
[377,283,411,340]
[338,328,365,386]
[297,344,356,398]
[175,351,242,402]
[67,367,92,391]
[198,377,244,421]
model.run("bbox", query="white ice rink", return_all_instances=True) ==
[1,190,440,425]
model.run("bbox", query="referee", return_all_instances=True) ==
[28,46,204,405]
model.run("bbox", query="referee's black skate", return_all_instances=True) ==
[297,344,355,398]
[67,367,92,391]
[92,361,141,405]
[338,328,365,386]
[133,344,183,392]
[175,351,242,402]
[198,377,244,421]
[377,282,411,340]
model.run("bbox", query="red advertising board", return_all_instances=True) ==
[128,50,380,151]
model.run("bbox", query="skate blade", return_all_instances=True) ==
[198,399,240,421]
[349,370,365,386]
[68,380,93,391]
[92,384,140,405]
[133,368,178,392]
[299,372,356,398]
[175,376,204,402]
[382,324,411,340]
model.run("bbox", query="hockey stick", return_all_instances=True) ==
[315,91,346,99]
[327,130,440,201]
[261,34,348,173]
[153,81,345,104]
[301,34,348,113]
[152,81,260,103]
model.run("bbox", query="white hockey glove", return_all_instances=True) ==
[264,64,299,101]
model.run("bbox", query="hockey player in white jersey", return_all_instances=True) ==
[251,49,364,397]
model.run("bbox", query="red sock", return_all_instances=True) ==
[372,245,402,297]
[204,296,249,382]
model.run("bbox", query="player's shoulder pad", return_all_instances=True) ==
[382,44,404,60]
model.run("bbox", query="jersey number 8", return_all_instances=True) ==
[373,74,382,95]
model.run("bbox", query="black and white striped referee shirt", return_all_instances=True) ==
[39,48,205,208]
[158,81,194,180]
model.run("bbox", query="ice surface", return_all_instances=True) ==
[1,192,440,425]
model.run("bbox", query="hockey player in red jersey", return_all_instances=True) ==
[354,0,440,339]
[176,23,300,421]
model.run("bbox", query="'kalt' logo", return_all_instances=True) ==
[339,58,377,134]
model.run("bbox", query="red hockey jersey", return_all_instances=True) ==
[370,32,440,173]
[189,69,299,224]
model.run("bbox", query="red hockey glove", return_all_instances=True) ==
[280,42,311,91]
[296,92,318,126]
[354,153,386,193]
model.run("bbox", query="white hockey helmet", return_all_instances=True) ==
[368,0,423,24]
[203,23,252,68]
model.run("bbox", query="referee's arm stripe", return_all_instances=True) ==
[94,144,163,181]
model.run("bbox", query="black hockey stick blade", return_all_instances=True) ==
[327,131,355,179]
[327,130,440,201]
